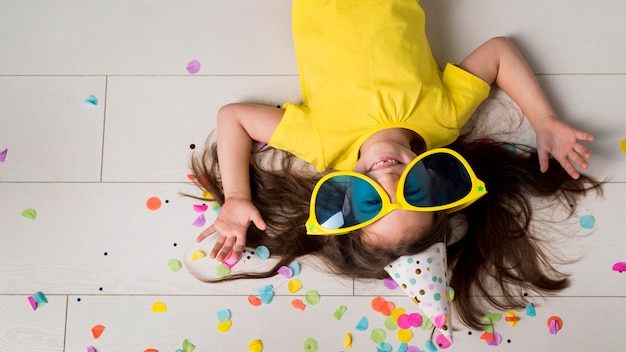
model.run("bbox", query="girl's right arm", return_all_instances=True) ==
[196,103,284,261]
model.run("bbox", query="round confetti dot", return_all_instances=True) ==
[303,338,318,352]
[436,334,452,348]
[76,298,81,302]
[397,329,413,343]
[186,59,201,74]
[146,197,162,211]
[217,319,232,333]
[620,139,626,153]
[189,143,196,150]
[384,317,398,331]
[304,290,320,305]
[370,328,386,344]
[215,264,231,278]
[579,215,595,229]
[255,245,270,260]
[248,339,263,352]
[103,252,108,256]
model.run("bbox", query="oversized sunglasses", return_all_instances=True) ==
[306,148,487,235]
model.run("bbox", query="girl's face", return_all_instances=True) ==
[353,140,435,247]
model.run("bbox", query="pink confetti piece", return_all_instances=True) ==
[612,262,626,272]
[436,334,452,349]
[383,277,398,290]
[278,266,293,278]
[193,204,209,213]
[0,148,7,162]
[27,296,37,310]
[186,60,201,74]
[86,347,97,352]
[222,251,240,269]
[434,314,447,329]
[192,214,206,227]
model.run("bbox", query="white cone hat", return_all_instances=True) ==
[384,242,453,345]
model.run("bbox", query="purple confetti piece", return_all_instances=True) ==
[486,332,502,346]
[549,320,559,335]
[383,277,398,290]
[278,266,293,278]
[192,214,206,227]
[0,148,7,162]
[186,59,201,74]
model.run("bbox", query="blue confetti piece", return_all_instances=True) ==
[526,302,536,317]
[398,343,409,352]
[579,215,595,229]
[377,342,392,352]
[33,291,48,304]
[217,309,231,323]
[355,316,369,331]
[289,262,301,276]
[84,95,98,106]
[425,339,438,352]
[255,245,270,260]
[258,285,275,304]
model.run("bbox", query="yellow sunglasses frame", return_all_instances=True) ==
[306,148,487,235]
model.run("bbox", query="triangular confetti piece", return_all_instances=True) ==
[27,296,37,310]
[91,324,105,339]
[526,303,536,317]
[182,339,195,352]
[0,148,7,162]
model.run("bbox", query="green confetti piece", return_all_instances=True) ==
[333,305,347,320]
[384,317,398,331]
[167,259,182,272]
[21,208,37,220]
[420,314,434,330]
[303,337,318,352]
[304,290,320,305]
[215,264,231,278]
[182,339,195,352]
[370,328,386,344]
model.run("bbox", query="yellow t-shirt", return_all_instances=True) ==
[269,0,491,172]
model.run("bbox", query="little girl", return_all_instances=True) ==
[191,0,601,329]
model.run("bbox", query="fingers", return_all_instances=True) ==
[538,150,550,173]
[576,130,595,142]
[196,224,217,243]
[251,211,267,231]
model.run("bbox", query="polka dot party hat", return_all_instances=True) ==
[384,242,453,346]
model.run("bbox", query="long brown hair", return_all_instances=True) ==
[189,134,602,329]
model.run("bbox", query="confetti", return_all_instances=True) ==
[304,290,320,305]
[485,332,502,346]
[620,139,626,153]
[291,299,306,311]
[222,251,240,268]
[547,316,563,335]
[384,317,398,331]
[397,329,413,343]
[255,245,270,260]
[189,250,206,262]
[217,309,231,323]
[0,148,7,162]
[182,339,195,352]
[151,302,167,313]
[84,95,99,106]
[186,60,201,74]
[355,316,369,331]
[278,266,293,278]
[579,215,595,229]
[146,197,162,211]
[425,339,438,352]
[33,291,48,304]
[21,208,37,220]
[249,339,263,352]
[27,296,37,310]
[217,320,232,333]
[258,285,275,304]
[376,342,393,352]
[436,333,452,348]
[333,306,347,320]
[370,328,386,344]
[167,259,183,272]
[248,295,262,307]
[303,338,318,352]
[612,262,626,272]
[480,332,496,343]
[86,347,97,352]
[91,324,105,339]
[289,262,301,276]
[192,214,206,227]
[505,311,519,327]
[383,277,399,290]
[526,303,536,317]
[144,350,157,352]
[344,333,352,348]
[288,279,303,294]
[215,264,231,278]
[193,204,208,213]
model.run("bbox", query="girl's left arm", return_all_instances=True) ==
[459,37,593,179]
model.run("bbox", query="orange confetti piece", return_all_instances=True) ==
[144,349,158,352]
[248,295,262,307]
[291,299,306,311]
[146,197,162,211]
[187,174,195,180]
[371,296,387,312]
[91,324,105,339]
[480,332,496,343]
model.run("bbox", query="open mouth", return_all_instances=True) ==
[369,158,402,171]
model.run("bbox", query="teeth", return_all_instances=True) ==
[371,159,399,170]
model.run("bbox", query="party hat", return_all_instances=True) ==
[384,242,453,347]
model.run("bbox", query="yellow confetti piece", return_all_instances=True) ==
[505,311,520,327]
[190,250,206,262]
[620,139,626,153]
[288,278,303,294]
[151,301,167,313]
[202,190,213,199]
[397,329,413,343]
[217,320,232,333]
[391,307,406,322]
[449,286,456,302]
[249,339,263,352]
[344,332,352,348]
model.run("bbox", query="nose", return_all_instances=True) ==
[375,173,400,203]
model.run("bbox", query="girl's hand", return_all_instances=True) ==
[534,117,594,179]
[196,198,267,261]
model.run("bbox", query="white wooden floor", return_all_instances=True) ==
[1,1,625,351]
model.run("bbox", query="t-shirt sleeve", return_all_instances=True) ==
[441,63,491,128]
[268,103,326,171]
